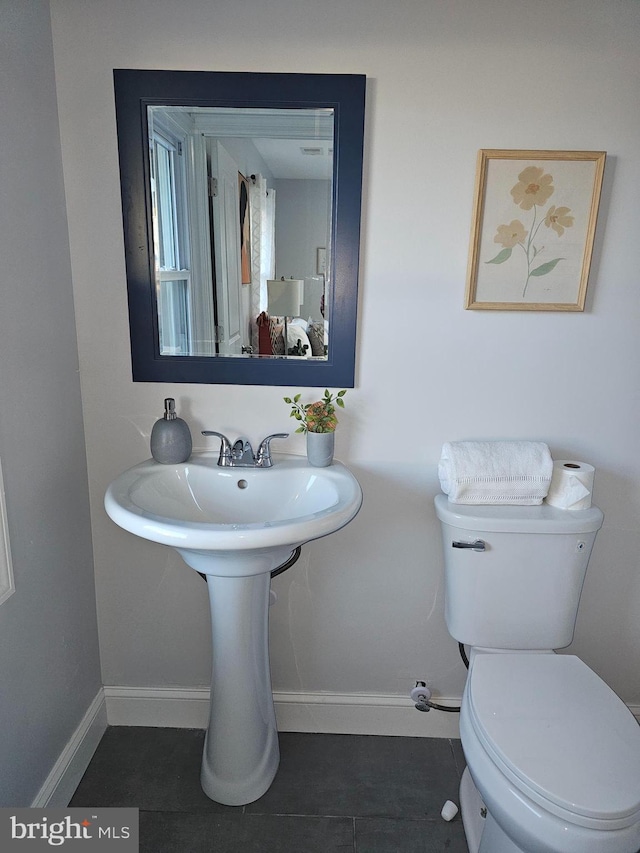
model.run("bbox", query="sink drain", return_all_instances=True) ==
[237,479,248,489]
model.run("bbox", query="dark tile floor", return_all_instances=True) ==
[70,728,469,852]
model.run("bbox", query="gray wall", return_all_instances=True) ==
[0,0,101,806]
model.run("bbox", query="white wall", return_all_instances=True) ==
[50,0,640,726]
[0,0,102,804]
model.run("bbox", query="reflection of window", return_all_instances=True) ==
[158,280,189,355]
[150,130,191,354]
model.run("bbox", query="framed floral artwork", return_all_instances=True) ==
[465,149,606,311]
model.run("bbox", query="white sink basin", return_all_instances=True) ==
[104,452,362,554]
[104,451,362,806]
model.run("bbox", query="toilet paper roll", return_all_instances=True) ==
[545,460,595,510]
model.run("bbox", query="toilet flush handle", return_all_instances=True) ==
[452,539,486,552]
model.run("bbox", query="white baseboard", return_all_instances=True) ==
[103,686,462,738]
[104,686,211,730]
[103,685,640,737]
[32,689,108,807]
[274,690,462,737]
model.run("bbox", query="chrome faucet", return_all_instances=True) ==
[201,430,288,468]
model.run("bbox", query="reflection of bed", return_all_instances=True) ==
[257,314,326,357]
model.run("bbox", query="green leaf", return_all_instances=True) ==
[283,397,292,404]
[530,258,564,277]
[294,393,301,402]
[336,398,345,408]
[485,247,512,265]
[337,389,347,397]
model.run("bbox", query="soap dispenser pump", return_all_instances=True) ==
[150,398,192,464]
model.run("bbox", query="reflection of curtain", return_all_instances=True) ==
[248,175,276,350]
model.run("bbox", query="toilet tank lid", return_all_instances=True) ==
[434,494,603,534]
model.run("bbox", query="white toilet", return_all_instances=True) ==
[435,494,640,853]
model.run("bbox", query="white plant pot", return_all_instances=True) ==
[306,431,335,467]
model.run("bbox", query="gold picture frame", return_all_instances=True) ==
[465,149,606,311]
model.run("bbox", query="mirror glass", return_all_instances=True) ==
[148,104,332,360]
[114,70,365,386]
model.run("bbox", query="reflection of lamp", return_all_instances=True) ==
[267,277,303,355]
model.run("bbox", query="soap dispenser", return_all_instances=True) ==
[150,398,192,464]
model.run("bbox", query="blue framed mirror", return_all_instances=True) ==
[113,69,365,386]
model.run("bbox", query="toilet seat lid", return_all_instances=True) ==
[467,654,640,823]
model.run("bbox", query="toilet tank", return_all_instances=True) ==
[434,495,604,650]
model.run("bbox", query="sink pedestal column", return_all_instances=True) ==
[178,549,290,806]
[202,572,278,805]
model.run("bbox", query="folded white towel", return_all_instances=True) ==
[438,441,553,505]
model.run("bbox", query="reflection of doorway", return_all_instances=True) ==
[209,143,244,355]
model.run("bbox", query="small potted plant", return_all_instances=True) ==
[284,389,347,467]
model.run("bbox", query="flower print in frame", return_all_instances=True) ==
[465,150,606,311]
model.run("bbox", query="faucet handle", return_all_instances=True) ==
[202,430,233,464]
[256,433,289,467]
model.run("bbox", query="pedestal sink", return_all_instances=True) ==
[104,452,362,805]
